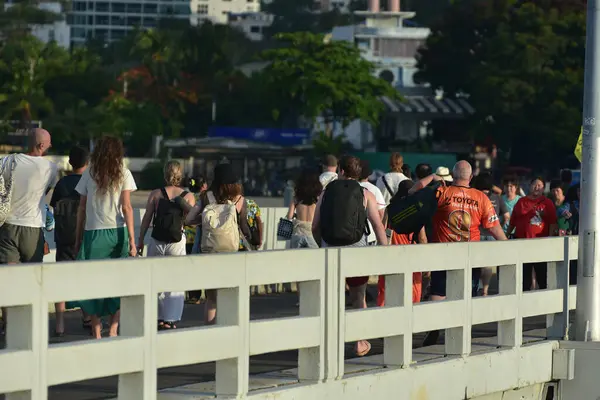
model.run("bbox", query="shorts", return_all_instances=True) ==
[56,244,77,262]
[0,223,45,263]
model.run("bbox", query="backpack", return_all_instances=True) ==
[387,186,438,236]
[151,188,188,244]
[320,179,368,246]
[54,197,79,245]
[0,155,16,227]
[200,191,240,253]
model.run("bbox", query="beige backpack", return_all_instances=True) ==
[201,191,240,253]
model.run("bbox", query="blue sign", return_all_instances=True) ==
[208,127,310,147]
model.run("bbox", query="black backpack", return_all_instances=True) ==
[387,186,438,236]
[320,179,368,246]
[151,188,189,244]
[54,197,80,245]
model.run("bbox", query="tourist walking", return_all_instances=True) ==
[49,145,90,336]
[411,161,507,346]
[501,176,522,236]
[138,160,196,330]
[319,154,338,188]
[286,168,322,249]
[312,155,388,357]
[508,177,557,291]
[185,163,251,324]
[74,136,137,339]
[376,152,409,205]
[0,128,57,335]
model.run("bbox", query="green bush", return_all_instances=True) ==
[139,161,164,190]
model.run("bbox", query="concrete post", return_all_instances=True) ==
[576,0,600,342]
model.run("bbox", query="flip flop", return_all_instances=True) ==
[356,341,371,357]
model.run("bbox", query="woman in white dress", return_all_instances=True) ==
[137,160,196,329]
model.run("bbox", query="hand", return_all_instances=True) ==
[562,210,572,219]
[137,242,145,255]
[129,240,137,257]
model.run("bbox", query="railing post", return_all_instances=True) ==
[5,304,42,400]
[547,256,568,339]
[498,263,523,348]
[383,272,412,367]
[445,265,471,356]
[215,286,249,397]
[298,279,323,381]
[324,248,340,382]
[118,292,156,400]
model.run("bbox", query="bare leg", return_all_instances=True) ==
[108,310,120,337]
[0,307,6,334]
[91,315,102,339]
[349,284,370,356]
[205,290,217,325]
[481,268,493,296]
[55,302,65,334]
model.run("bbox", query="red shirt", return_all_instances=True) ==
[510,196,557,238]
[432,185,499,243]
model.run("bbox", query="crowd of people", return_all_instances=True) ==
[0,129,579,355]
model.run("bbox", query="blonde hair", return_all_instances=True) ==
[389,152,404,172]
[164,160,183,186]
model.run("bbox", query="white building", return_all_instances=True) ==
[68,0,190,46]
[4,1,70,48]
[192,0,260,25]
[330,0,474,150]
[227,11,273,41]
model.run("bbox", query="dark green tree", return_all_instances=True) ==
[261,32,400,136]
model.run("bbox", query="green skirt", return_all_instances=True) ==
[67,227,130,316]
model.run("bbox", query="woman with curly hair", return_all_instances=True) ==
[286,168,322,248]
[74,135,137,339]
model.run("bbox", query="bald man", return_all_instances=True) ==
[411,160,507,346]
[0,128,57,264]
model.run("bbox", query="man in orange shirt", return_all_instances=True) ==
[410,160,507,345]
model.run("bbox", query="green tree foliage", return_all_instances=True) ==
[261,32,400,135]
[415,0,585,167]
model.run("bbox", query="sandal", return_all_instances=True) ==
[160,321,177,330]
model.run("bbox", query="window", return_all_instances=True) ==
[95,1,109,11]
[111,29,127,40]
[197,4,208,14]
[48,29,55,42]
[111,2,125,12]
[143,18,157,27]
[111,15,126,26]
[143,3,158,13]
[72,27,86,38]
[96,15,109,25]
[73,1,87,11]
[126,2,142,13]
[72,14,87,25]
[249,25,260,33]
[376,38,425,58]
[127,16,141,25]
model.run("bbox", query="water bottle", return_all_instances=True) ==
[45,205,55,232]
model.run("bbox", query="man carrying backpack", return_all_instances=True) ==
[49,145,89,336]
[312,155,388,357]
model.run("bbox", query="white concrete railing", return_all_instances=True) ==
[0,235,578,399]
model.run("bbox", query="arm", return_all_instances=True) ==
[409,174,442,194]
[286,201,296,219]
[311,195,323,246]
[75,196,86,254]
[137,191,156,251]
[489,224,508,241]
[121,190,137,257]
[366,191,388,245]
[49,180,60,209]
[492,185,502,195]
[417,226,428,244]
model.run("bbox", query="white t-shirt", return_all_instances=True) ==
[319,171,338,188]
[376,172,409,205]
[5,154,57,228]
[75,167,137,231]
[360,181,386,243]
